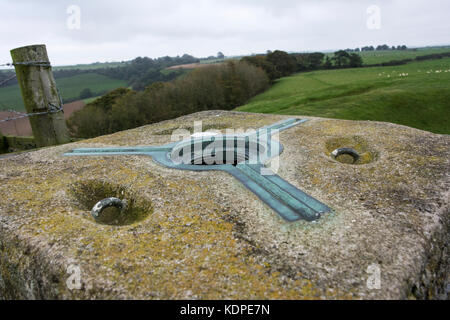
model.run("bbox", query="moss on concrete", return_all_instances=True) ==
[0,130,6,153]
[4,136,36,152]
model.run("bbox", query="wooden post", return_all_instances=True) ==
[10,44,70,147]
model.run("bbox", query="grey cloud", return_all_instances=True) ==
[0,0,449,65]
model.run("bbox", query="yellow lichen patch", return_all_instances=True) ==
[0,152,326,299]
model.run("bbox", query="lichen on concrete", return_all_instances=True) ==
[0,111,448,299]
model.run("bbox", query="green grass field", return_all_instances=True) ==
[0,73,126,111]
[324,46,450,65]
[236,58,450,134]
[53,61,129,71]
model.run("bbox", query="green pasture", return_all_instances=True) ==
[0,73,126,111]
[237,58,450,134]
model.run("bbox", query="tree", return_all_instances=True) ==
[266,50,297,77]
[67,63,268,139]
[361,46,375,52]
[376,44,390,51]
[217,52,225,59]
[324,56,333,69]
[332,50,351,67]
[349,53,363,67]
[68,87,135,138]
[242,55,280,80]
[79,88,93,99]
[293,52,325,71]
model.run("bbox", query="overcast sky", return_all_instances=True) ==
[0,0,449,66]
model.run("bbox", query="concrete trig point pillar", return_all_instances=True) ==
[10,44,70,147]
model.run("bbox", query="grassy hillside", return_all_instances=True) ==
[360,47,450,65]
[0,73,126,111]
[236,58,450,134]
[323,46,450,65]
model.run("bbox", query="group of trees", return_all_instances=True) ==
[329,50,363,68]
[355,44,408,52]
[242,50,362,81]
[68,61,269,138]
[203,52,226,61]
[79,88,94,99]
[94,54,199,90]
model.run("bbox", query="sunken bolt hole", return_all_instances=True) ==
[69,180,152,226]
[91,197,127,225]
[331,148,360,164]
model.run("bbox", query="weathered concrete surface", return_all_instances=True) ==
[0,111,448,299]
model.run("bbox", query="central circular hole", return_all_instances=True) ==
[189,150,249,166]
[171,136,267,166]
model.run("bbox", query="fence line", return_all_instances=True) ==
[0,102,63,123]
[0,73,17,87]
